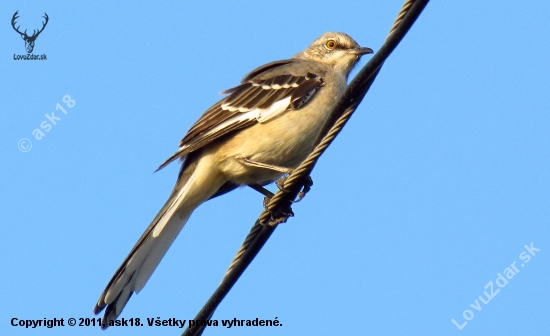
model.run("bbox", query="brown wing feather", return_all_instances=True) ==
[156,60,325,171]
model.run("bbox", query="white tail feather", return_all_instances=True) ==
[152,173,197,238]
[95,156,227,323]
[135,210,192,292]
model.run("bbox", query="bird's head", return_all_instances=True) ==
[295,32,373,75]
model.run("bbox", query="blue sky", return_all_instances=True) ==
[1,1,549,335]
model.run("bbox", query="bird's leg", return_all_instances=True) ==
[235,157,294,174]
[248,183,273,198]
[238,157,311,210]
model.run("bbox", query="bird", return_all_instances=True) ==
[94,32,373,327]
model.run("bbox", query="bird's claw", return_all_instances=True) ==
[275,175,313,202]
[260,175,313,225]
[262,195,294,226]
[294,176,313,202]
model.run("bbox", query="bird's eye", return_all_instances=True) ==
[325,40,336,50]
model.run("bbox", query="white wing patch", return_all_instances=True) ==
[220,103,252,113]
[218,96,292,127]
[255,96,292,123]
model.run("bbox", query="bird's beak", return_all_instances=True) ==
[351,47,374,56]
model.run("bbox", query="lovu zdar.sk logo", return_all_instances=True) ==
[12,10,48,60]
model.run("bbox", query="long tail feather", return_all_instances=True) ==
[94,156,225,328]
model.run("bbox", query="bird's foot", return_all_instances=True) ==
[276,175,313,202]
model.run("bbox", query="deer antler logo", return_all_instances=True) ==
[12,11,49,54]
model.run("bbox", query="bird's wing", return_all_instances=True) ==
[156,59,325,171]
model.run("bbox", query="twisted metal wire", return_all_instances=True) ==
[389,0,414,36]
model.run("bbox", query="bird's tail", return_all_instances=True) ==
[94,156,225,328]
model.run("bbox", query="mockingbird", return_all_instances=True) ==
[94,32,372,326]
